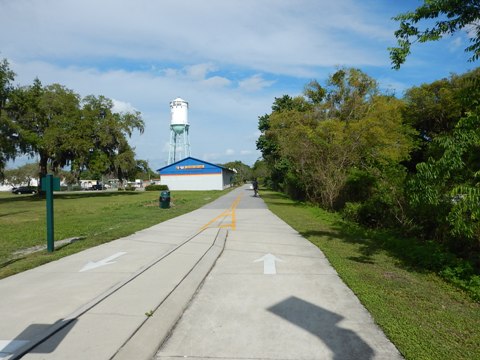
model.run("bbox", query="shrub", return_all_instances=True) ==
[145,184,169,191]
[343,195,396,229]
[341,169,376,204]
[357,196,393,228]
[342,202,361,223]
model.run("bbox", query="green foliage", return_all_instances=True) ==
[390,0,480,69]
[74,94,144,181]
[402,69,480,173]
[342,170,401,229]
[449,185,480,241]
[0,59,16,178]
[271,94,312,113]
[144,184,169,191]
[403,77,463,138]
[5,81,84,179]
[355,196,392,228]
[342,202,362,223]
[303,80,326,104]
[263,69,415,209]
[131,159,157,181]
[256,95,313,192]
[407,107,480,253]
[220,160,252,184]
[252,159,269,183]
[441,265,480,302]
[0,60,144,183]
[341,169,376,203]
[322,67,379,122]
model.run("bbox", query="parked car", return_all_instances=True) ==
[88,184,105,190]
[12,186,37,194]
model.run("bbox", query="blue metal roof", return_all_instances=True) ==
[157,157,234,176]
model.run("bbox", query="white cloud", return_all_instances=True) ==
[449,37,463,52]
[0,0,396,77]
[185,63,218,80]
[239,75,275,92]
[225,149,235,156]
[202,76,232,88]
[202,152,222,163]
[465,21,480,39]
[112,99,137,114]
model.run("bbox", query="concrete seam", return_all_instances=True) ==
[111,228,228,360]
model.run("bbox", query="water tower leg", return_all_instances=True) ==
[168,130,177,164]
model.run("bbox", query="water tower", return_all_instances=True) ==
[168,98,191,164]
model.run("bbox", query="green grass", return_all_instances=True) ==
[261,190,480,360]
[0,189,229,279]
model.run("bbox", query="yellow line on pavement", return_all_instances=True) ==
[201,194,242,231]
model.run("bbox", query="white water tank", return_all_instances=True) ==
[170,98,189,134]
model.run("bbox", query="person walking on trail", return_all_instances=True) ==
[252,179,259,197]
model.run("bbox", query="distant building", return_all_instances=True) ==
[157,157,235,191]
[0,178,39,191]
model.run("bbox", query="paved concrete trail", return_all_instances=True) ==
[0,185,402,359]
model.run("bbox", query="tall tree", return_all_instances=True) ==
[252,159,269,181]
[72,95,144,181]
[6,80,144,183]
[258,68,415,211]
[130,159,157,181]
[320,68,378,122]
[269,94,414,209]
[0,59,17,178]
[390,0,480,69]
[403,77,463,138]
[402,68,480,172]
[256,95,311,194]
[6,80,82,181]
[406,77,480,254]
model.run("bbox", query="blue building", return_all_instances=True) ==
[157,157,235,190]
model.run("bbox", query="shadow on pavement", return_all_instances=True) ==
[4,319,76,358]
[268,296,374,360]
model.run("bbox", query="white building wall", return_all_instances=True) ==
[161,174,223,190]
[222,170,233,189]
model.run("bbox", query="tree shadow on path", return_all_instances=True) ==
[268,296,374,360]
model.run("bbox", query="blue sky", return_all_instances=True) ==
[0,0,476,170]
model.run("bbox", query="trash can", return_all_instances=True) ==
[159,190,170,209]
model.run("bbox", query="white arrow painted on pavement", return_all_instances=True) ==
[80,252,127,272]
[254,253,284,275]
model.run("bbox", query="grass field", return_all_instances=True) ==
[0,189,229,279]
[261,190,480,360]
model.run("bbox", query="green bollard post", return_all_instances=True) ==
[45,174,54,252]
